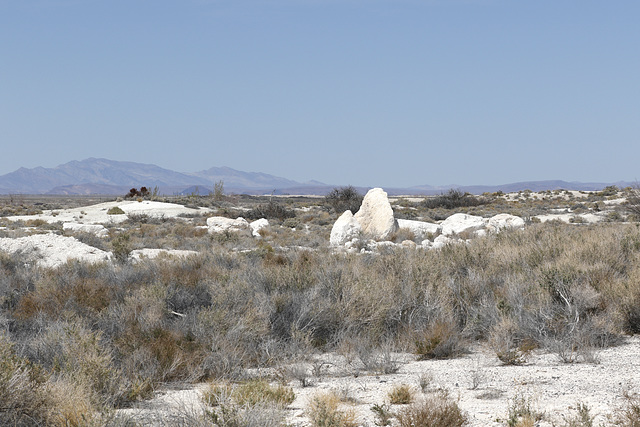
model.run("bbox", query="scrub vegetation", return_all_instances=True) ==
[1,188,640,425]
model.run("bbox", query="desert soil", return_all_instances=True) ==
[119,336,640,426]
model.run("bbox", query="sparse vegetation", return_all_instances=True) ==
[1,191,640,424]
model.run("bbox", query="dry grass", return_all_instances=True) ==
[388,384,414,405]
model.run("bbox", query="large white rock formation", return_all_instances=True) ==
[330,210,362,246]
[354,188,398,240]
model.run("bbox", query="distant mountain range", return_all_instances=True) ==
[0,158,633,196]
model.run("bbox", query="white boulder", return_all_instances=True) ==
[354,188,398,240]
[440,213,487,236]
[250,218,270,237]
[487,214,525,233]
[330,210,362,246]
[397,219,441,238]
[63,222,109,238]
[207,217,250,235]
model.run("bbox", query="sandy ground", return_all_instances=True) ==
[118,336,640,426]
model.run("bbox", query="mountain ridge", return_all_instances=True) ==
[0,158,633,196]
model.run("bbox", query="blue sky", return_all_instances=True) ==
[1,0,639,187]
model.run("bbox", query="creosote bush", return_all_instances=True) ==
[246,200,295,221]
[325,185,363,214]
[423,189,489,209]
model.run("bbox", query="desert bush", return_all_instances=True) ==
[388,384,414,405]
[307,391,358,427]
[395,393,468,427]
[111,232,132,263]
[414,320,465,360]
[24,319,129,407]
[614,390,640,427]
[203,378,294,408]
[245,200,295,221]
[489,318,535,365]
[371,403,393,426]
[505,392,543,427]
[71,231,109,251]
[107,206,125,215]
[423,189,489,209]
[625,183,640,220]
[325,186,363,214]
[555,402,594,427]
[0,333,50,426]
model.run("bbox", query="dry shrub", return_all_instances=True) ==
[614,390,640,427]
[203,378,294,408]
[414,319,465,360]
[489,318,535,365]
[46,378,99,427]
[388,384,414,405]
[395,393,468,427]
[505,392,543,427]
[307,391,358,427]
[0,333,50,426]
[25,319,129,407]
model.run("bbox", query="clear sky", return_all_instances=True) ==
[1,0,639,188]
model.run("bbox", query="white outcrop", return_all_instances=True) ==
[440,213,487,236]
[397,219,441,238]
[250,218,270,237]
[330,210,362,246]
[487,214,526,233]
[63,222,109,238]
[329,188,527,252]
[354,188,398,240]
[0,234,111,268]
[206,217,251,235]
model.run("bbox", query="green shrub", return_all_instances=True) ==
[110,232,131,262]
[107,206,125,215]
[423,189,488,209]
